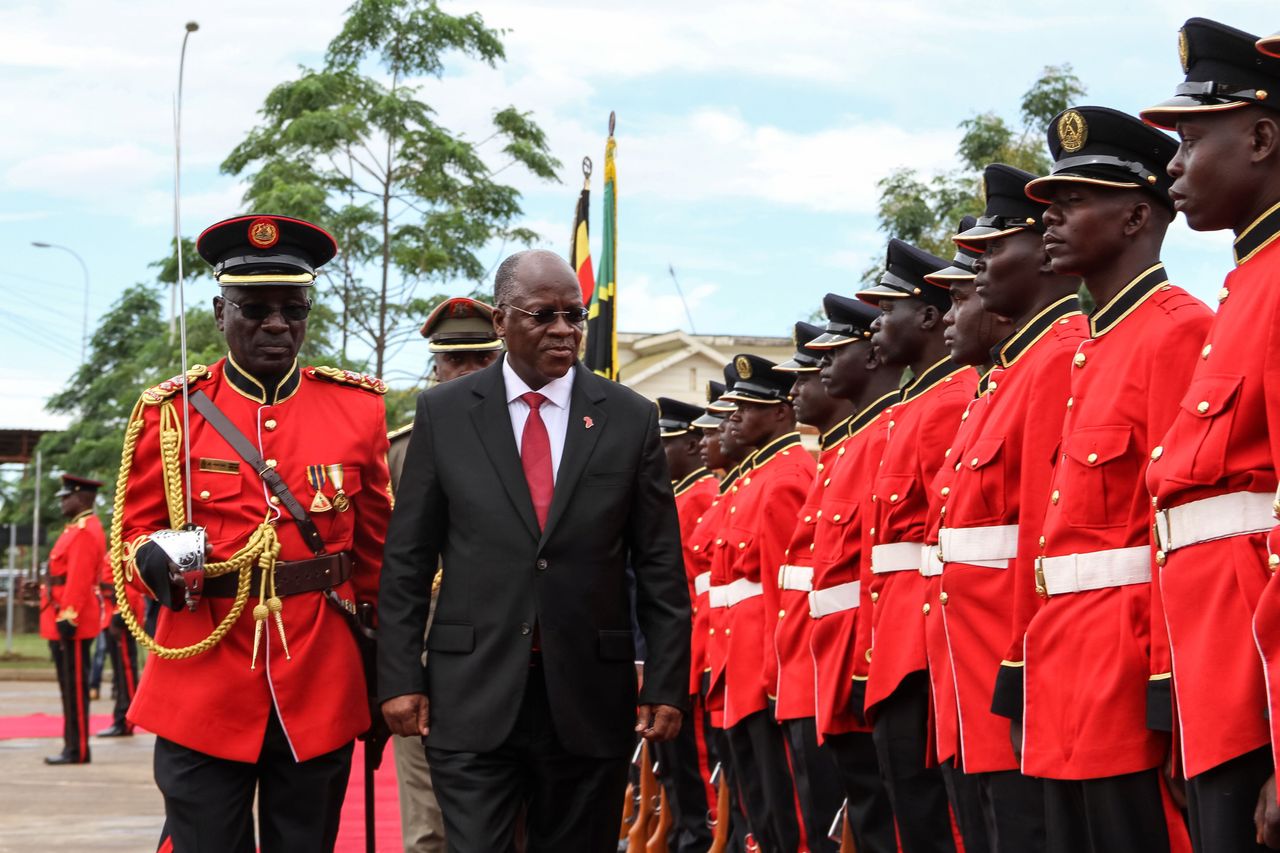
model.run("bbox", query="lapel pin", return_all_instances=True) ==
[583,416,594,429]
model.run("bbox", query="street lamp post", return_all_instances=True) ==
[30,242,90,364]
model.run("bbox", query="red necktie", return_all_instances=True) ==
[519,392,554,528]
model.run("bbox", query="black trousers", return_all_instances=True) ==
[104,617,140,728]
[825,730,898,853]
[428,662,629,852]
[974,769,1047,853]
[655,695,715,852]
[1042,769,1173,853]
[153,711,353,853]
[941,758,989,853]
[870,672,956,853]
[49,638,92,762]
[1186,746,1272,853]
[726,709,801,852]
[782,717,844,853]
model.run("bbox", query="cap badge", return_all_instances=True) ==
[735,355,753,380]
[1177,27,1190,74]
[248,217,280,249]
[1058,110,1088,154]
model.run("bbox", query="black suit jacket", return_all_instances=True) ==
[378,360,691,758]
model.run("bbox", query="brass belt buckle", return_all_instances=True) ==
[1035,556,1048,599]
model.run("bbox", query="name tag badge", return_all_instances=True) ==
[198,458,240,475]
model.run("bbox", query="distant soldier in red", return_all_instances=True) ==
[112,214,392,852]
[96,541,144,738]
[1141,18,1280,851]
[41,474,106,765]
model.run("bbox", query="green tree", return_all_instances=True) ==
[222,0,561,376]
[865,65,1086,276]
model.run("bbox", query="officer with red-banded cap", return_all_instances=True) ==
[41,474,106,765]
[112,214,392,852]
[1139,18,1280,850]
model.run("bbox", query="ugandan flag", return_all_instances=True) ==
[584,120,618,380]
[570,176,595,304]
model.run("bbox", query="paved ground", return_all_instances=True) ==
[0,680,165,852]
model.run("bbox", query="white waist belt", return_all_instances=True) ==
[920,544,944,577]
[708,585,728,608]
[808,582,861,618]
[778,564,814,591]
[938,524,1018,569]
[1154,491,1275,554]
[871,541,925,574]
[1040,546,1150,595]
[725,578,764,607]
[694,572,712,597]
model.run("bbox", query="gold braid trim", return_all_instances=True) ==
[110,396,281,660]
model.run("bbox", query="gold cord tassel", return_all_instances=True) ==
[250,565,270,671]
[268,567,290,661]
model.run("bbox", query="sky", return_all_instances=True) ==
[0,0,1273,428]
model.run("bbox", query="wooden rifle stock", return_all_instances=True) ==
[839,811,856,853]
[708,772,731,853]
[646,782,672,853]
[627,741,658,850]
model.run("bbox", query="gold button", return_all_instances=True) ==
[1269,554,1279,571]
[1087,452,1099,464]
[1156,550,1166,566]
[817,509,824,517]
[824,478,831,487]
[988,381,997,391]
[270,495,281,505]
[1067,396,1074,409]
[709,628,715,636]
[696,517,703,523]
[779,610,787,619]
[1201,344,1212,360]
[817,463,825,472]
[838,448,845,456]
[716,538,724,545]
[1039,535,1047,548]
[1073,353,1086,367]
[264,418,278,430]
[692,545,700,552]
[744,477,752,485]
[961,411,969,421]
[889,493,899,503]
[1051,489,1060,504]
[865,649,873,662]
[869,527,876,536]
[1151,446,1163,461]
[199,489,211,501]
[870,591,880,602]
[1259,89,1270,101]
[955,462,962,471]
[1197,401,1210,414]
[265,458,278,468]
[971,457,979,467]
[872,495,878,503]
[941,486,950,497]
[809,543,815,552]
[940,592,949,605]
[730,506,736,514]
[725,628,731,636]
[888,420,895,428]
[922,603,931,614]
[945,448,951,458]
[804,515,812,523]
[833,514,842,522]
[1218,287,1230,303]
[738,541,746,549]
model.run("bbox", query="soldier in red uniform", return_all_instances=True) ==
[773,323,852,853]
[97,546,144,738]
[1015,107,1207,853]
[858,238,977,853]
[1140,19,1280,851]
[112,215,392,852]
[717,354,813,852]
[656,395,721,852]
[937,170,1089,851]
[808,293,901,853]
[41,474,106,765]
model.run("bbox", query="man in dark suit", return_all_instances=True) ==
[379,249,691,852]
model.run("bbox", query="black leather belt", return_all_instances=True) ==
[47,575,66,586]
[203,552,353,598]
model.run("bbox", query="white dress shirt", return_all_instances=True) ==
[502,355,575,483]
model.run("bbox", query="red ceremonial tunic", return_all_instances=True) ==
[41,511,106,642]
[924,380,994,767]
[705,462,749,728]
[675,468,720,698]
[933,298,1087,773]
[865,360,977,716]
[809,393,896,739]
[1148,210,1280,779]
[1023,266,1211,780]
[120,357,391,763]
[720,433,814,728]
[774,426,847,721]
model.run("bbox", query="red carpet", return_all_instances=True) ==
[2,715,404,852]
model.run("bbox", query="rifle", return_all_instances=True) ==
[627,740,658,850]
[646,761,672,853]
[620,739,642,842]
[829,799,855,853]
[707,763,731,853]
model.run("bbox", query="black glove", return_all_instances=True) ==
[134,540,185,611]
[56,619,76,642]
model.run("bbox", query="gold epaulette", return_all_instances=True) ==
[140,364,211,406]
[388,422,414,440]
[307,366,388,394]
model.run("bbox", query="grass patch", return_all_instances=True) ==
[0,633,52,669]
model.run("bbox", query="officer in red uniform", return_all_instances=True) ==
[656,395,721,852]
[41,474,106,765]
[113,215,392,852]
[859,239,977,853]
[773,323,852,853]
[717,354,813,852]
[1140,19,1280,851]
[1016,107,1207,853]
[939,171,1089,851]
[808,293,901,853]
[97,546,144,738]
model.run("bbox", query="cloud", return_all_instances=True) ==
[616,271,717,333]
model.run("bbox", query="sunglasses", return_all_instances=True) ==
[221,297,313,322]
[502,303,589,326]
